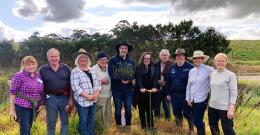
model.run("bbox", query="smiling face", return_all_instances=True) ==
[24,62,37,73]
[175,54,186,66]
[78,54,89,67]
[143,53,151,66]
[118,45,128,57]
[47,49,60,66]
[214,56,227,70]
[98,57,108,68]
[160,53,170,63]
[193,57,204,67]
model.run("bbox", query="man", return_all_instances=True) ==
[108,41,135,128]
[92,51,112,128]
[40,48,73,135]
[153,49,173,120]
[165,48,194,134]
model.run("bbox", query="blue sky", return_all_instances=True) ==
[0,0,260,41]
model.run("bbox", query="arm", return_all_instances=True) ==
[9,73,22,120]
[227,72,238,119]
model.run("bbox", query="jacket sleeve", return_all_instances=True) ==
[164,67,172,95]
[135,66,143,90]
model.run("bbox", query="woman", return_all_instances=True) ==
[71,49,101,135]
[208,53,237,135]
[9,56,44,135]
[186,50,214,135]
[134,52,158,129]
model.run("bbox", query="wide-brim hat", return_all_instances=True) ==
[174,48,186,56]
[73,48,91,59]
[188,50,209,62]
[115,41,133,52]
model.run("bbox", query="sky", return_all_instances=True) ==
[0,0,260,42]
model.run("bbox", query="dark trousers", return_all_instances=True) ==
[170,93,192,124]
[192,99,208,135]
[138,92,154,129]
[208,107,236,135]
[153,91,170,119]
[15,105,33,135]
[112,88,132,126]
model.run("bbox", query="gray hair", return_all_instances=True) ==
[159,49,170,56]
[47,48,60,57]
[74,54,92,67]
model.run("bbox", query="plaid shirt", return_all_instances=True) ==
[9,70,44,108]
[71,67,101,107]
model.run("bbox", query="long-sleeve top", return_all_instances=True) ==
[92,64,111,98]
[108,54,135,91]
[9,70,44,108]
[209,69,238,110]
[71,67,101,107]
[186,64,214,103]
[165,61,194,95]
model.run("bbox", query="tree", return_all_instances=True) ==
[0,40,16,68]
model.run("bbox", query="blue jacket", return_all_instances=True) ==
[165,61,194,95]
[108,54,135,91]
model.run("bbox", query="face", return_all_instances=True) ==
[47,50,60,65]
[24,62,37,73]
[119,45,128,57]
[193,57,204,67]
[175,54,185,65]
[214,56,227,70]
[78,55,89,67]
[160,53,169,63]
[143,54,151,66]
[98,57,108,68]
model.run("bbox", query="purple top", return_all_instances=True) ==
[9,70,44,108]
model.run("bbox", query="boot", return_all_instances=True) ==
[176,117,183,127]
[187,119,194,135]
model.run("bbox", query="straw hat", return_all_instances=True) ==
[188,50,209,62]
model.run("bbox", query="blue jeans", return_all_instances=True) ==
[208,107,236,135]
[112,88,132,126]
[15,105,33,135]
[192,99,208,133]
[75,101,96,135]
[45,95,69,135]
[170,93,192,123]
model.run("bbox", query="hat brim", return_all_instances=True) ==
[115,43,133,52]
[188,55,209,62]
[72,52,91,59]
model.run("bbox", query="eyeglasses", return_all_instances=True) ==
[143,58,151,60]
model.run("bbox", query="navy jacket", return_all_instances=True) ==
[108,54,135,91]
[165,61,194,95]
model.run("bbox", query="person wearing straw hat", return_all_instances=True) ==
[71,48,101,135]
[165,48,194,134]
[134,52,158,130]
[186,50,214,135]
[92,51,112,128]
[40,48,73,135]
[108,41,135,129]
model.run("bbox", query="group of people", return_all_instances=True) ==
[9,41,237,135]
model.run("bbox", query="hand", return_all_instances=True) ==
[187,101,193,107]
[101,78,109,85]
[10,107,17,121]
[93,90,101,98]
[166,95,171,101]
[37,105,44,112]
[66,105,72,113]
[158,80,166,86]
[140,88,146,93]
[227,107,234,119]
[121,80,130,84]
[86,94,95,101]
[151,88,158,93]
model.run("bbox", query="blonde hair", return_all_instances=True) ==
[214,53,228,62]
[74,54,92,68]
[20,56,38,71]
[47,48,60,57]
[159,49,170,56]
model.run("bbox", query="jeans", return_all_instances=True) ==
[208,107,236,135]
[170,93,192,124]
[75,101,96,135]
[45,95,69,135]
[15,105,33,135]
[192,99,208,134]
[112,88,132,126]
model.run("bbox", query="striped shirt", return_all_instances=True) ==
[71,67,101,107]
[9,70,44,108]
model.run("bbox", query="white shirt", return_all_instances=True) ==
[186,64,214,103]
[92,64,111,97]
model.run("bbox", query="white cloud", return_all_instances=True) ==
[0,21,30,41]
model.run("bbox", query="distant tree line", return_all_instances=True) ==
[0,19,231,69]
